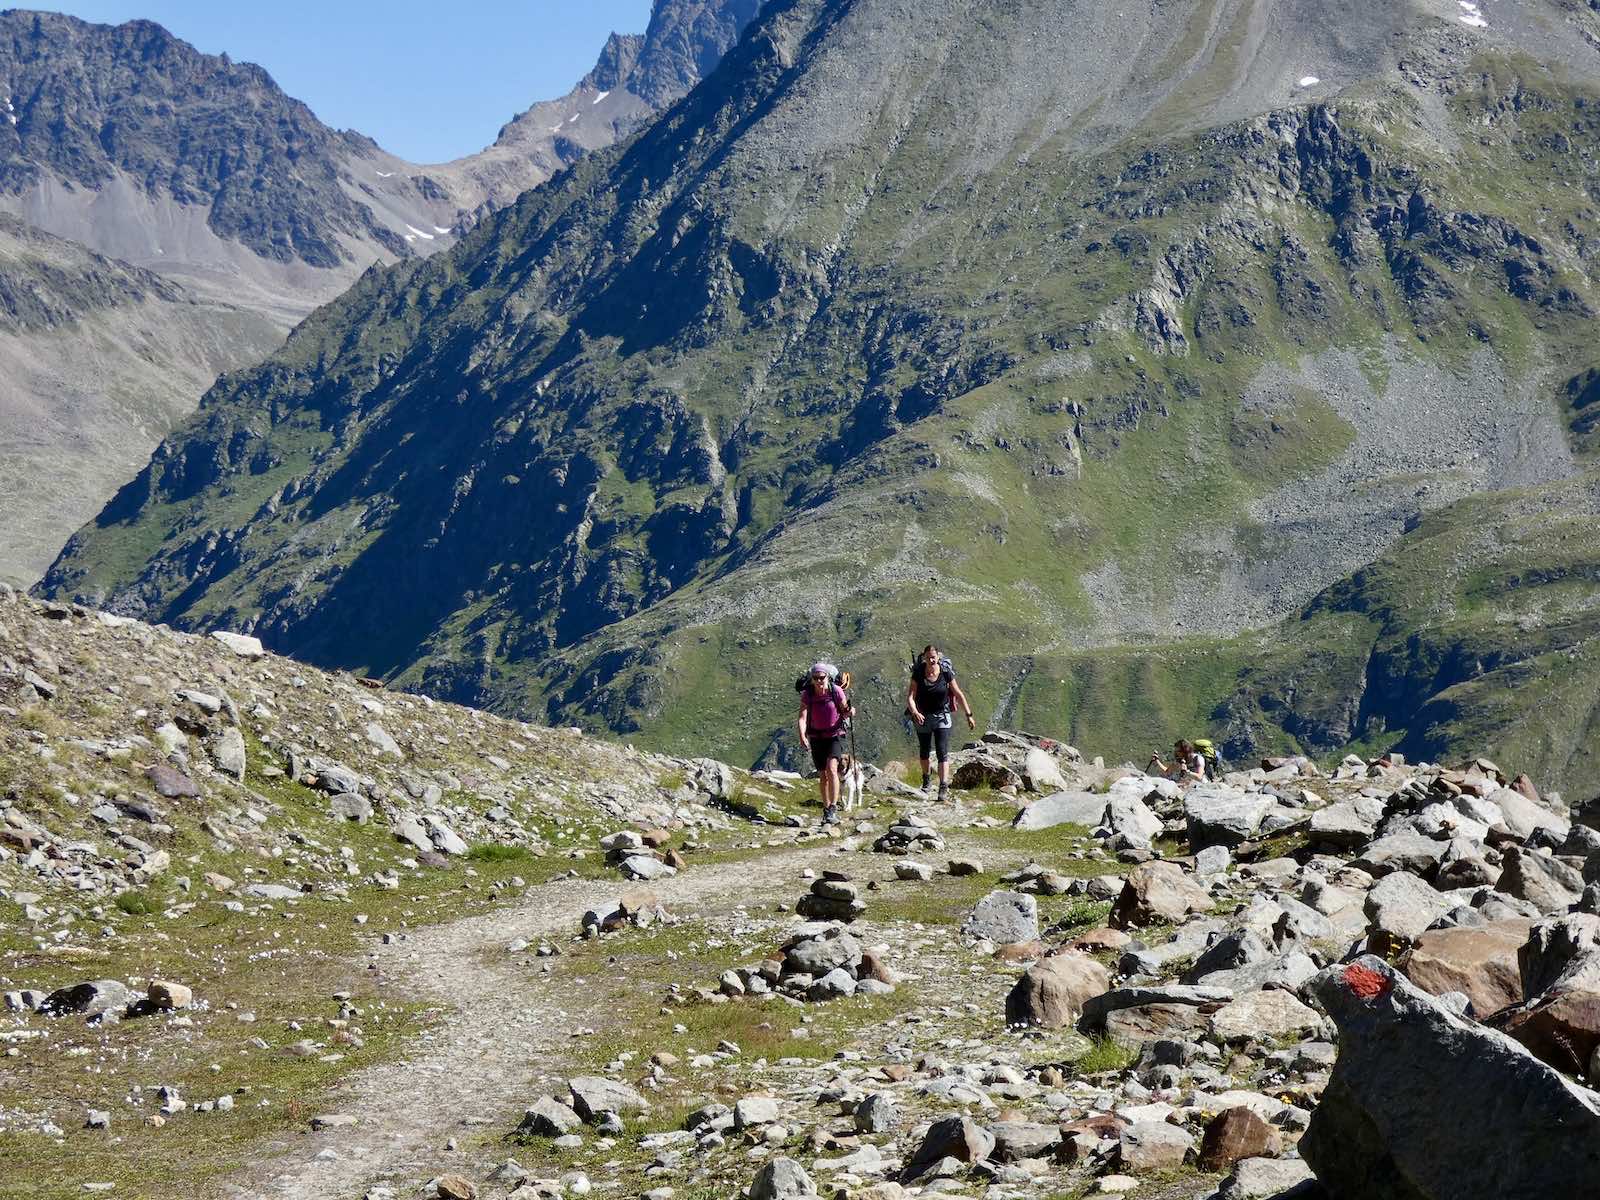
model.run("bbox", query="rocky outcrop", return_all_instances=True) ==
[1302,957,1600,1198]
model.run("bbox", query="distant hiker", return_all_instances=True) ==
[798,661,854,825]
[1150,739,1205,784]
[906,644,976,802]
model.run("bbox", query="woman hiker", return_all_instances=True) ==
[798,662,854,826]
[905,644,976,801]
[1150,739,1206,785]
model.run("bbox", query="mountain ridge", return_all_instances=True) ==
[37,0,1600,792]
[0,0,757,585]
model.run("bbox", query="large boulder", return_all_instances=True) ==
[751,1157,817,1200]
[1399,920,1531,1017]
[1300,956,1600,1198]
[1013,790,1107,831]
[1102,795,1163,849]
[1497,846,1584,913]
[1005,952,1111,1029]
[1363,871,1453,943]
[1352,831,1449,878]
[1488,786,1569,843]
[1110,861,1213,929]
[783,927,863,977]
[1491,913,1600,1077]
[1309,802,1378,849]
[961,891,1038,944]
[567,1076,648,1123]
[1199,1107,1282,1173]
[901,1115,994,1180]
[1209,989,1322,1042]
[1183,786,1272,849]
[1518,912,1600,1000]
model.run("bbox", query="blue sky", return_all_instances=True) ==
[52,2,655,162]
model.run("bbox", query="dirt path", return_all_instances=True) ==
[221,840,837,1200]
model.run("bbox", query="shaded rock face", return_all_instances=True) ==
[1301,956,1600,1199]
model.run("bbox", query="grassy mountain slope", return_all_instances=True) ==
[38,0,1600,792]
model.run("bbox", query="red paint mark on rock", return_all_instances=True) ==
[1344,963,1391,1000]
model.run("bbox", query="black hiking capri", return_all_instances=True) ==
[917,722,952,763]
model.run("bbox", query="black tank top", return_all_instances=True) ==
[913,668,952,714]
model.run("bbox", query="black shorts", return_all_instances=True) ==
[917,721,952,762]
[810,734,846,772]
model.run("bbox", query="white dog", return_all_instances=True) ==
[838,672,866,812]
[840,753,865,811]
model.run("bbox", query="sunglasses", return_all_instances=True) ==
[811,673,828,680]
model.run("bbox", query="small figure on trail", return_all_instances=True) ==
[1150,738,1206,784]
[905,644,976,802]
[798,661,854,826]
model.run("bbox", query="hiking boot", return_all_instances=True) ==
[821,807,838,826]
[937,783,950,803]
[920,774,932,792]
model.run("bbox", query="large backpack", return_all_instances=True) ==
[1192,738,1222,780]
[909,653,955,679]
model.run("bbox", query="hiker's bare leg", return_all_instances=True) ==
[919,755,931,785]
[822,760,839,810]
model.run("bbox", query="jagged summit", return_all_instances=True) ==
[37,0,1600,791]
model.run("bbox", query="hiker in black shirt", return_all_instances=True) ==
[905,644,975,801]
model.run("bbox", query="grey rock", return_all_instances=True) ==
[750,1156,816,1200]
[808,967,857,1000]
[568,1076,648,1123]
[39,979,130,1018]
[961,891,1038,944]
[1119,1120,1193,1170]
[1364,871,1453,942]
[1013,790,1107,831]
[329,792,373,823]
[1103,795,1163,849]
[733,1095,782,1129]
[1184,786,1271,849]
[519,1096,583,1136]
[1301,955,1600,1198]
[1215,1158,1316,1200]
[1310,802,1377,849]
[903,1115,995,1180]
[620,854,676,881]
[784,927,862,977]
[211,727,246,779]
[855,1093,900,1134]
[1080,984,1233,1028]
[989,1120,1061,1162]
[210,631,265,658]
[244,883,303,901]
[1353,830,1449,878]
[1498,846,1584,913]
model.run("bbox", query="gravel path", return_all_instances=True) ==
[222,839,838,1200]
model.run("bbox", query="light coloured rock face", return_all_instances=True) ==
[1110,861,1213,928]
[1005,952,1111,1029]
[1400,920,1531,1018]
[1013,790,1108,831]
[1209,989,1322,1042]
[1363,871,1453,942]
[1183,786,1272,849]
[961,891,1038,944]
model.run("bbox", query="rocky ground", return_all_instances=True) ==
[4,584,1599,1200]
